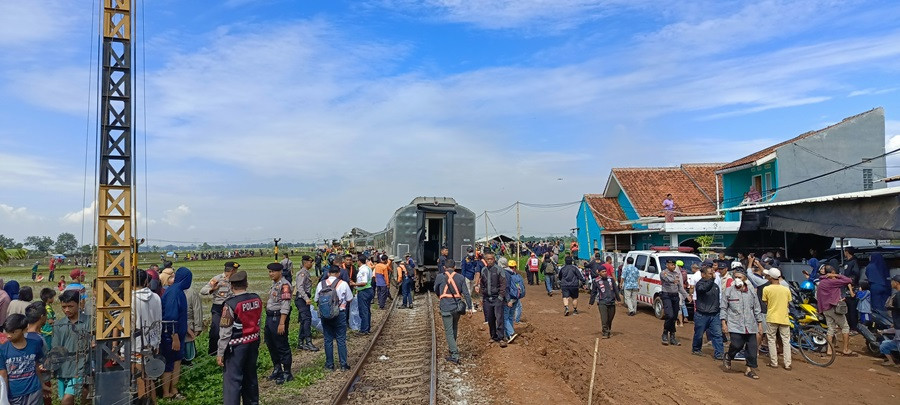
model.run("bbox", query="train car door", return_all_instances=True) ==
[423,215,444,266]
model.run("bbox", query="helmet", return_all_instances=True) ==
[675,260,684,267]
[800,280,815,291]
[508,260,518,267]
[730,261,744,270]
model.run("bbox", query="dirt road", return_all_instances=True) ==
[491,283,900,404]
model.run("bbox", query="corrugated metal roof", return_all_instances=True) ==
[725,186,900,212]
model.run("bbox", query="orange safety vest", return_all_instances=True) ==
[396,264,406,283]
[439,271,462,299]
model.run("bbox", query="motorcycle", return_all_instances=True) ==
[788,282,828,330]
[857,308,898,360]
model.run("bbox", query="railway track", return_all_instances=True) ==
[332,293,437,405]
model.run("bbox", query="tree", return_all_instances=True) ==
[0,234,16,249]
[55,233,78,254]
[200,242,211,251]
[24,236,54,253]
[0,248,8,264]
[78,245,93,255]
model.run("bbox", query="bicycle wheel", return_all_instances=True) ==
[797,327,835,367]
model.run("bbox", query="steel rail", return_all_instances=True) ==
[331,290,437,405]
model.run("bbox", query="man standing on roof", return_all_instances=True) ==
[661,259,691,346]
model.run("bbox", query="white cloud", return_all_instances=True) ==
[162,205,191,227]
[61,201,95,225]
[0,2,82,48]
[848,88,897,97]
[0,204,38,221]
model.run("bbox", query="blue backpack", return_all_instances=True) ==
[317,279,343,320]
[507,271,526,300]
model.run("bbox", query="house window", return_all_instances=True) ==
[764,172,772,198]
[863,169,873,191]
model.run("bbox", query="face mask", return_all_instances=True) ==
[468,253,474,257]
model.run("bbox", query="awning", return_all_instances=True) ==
[734,187,900,240]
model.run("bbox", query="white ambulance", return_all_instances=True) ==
[624,248,702,319]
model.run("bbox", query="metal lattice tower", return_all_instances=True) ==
[94,1,134,403]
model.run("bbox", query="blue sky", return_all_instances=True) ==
[1,0,899,246]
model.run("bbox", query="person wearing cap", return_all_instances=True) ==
[217,270,264,405]
[351,255,375,335]
[720,271,763,379]
[761,268,792,370]
[315,265,354,371]
[434,259,472,364]
[264,262,293,384]
[557,256,585,317]
[295,255,319,351]
[660,259,691,346]
[461,247,484,312]
[201,261,238,356]
[404,252,417,274]
[374,254,391,310]
[501,258,523,343]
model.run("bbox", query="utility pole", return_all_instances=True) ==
[484,211,488,254]
[516,201,521,266]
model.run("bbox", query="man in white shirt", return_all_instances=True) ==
[688,263,702,301]
[351,255,375,334]
[314,266,354,370]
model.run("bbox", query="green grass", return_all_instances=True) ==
[3,251,329,404]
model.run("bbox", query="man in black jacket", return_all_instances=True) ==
[692,264,724,359]
[476,252,508,347]
[557,257,585,316]
[589,267,620,338]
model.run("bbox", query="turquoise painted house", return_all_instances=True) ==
[577,164,738,259]
[717,108,887,221]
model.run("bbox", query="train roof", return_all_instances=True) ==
[409,196,458,206]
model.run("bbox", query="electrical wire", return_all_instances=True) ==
[81,0,98,253]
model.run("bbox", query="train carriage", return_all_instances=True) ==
[343,197,476,290]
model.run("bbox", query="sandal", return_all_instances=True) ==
[839,351,858,357]
[745,370,759,380]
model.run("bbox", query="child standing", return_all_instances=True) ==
[0,314,46,405]
[857,280,872,324]
[39,289,56,348]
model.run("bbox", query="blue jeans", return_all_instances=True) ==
[880,339,899,356]
[545,275,556,294]
[692,312,724,357]
[356,288,374,333]
[514,300,522,323]
[401,278,413,307]
[504,302,516,337]
[322,312,348,369]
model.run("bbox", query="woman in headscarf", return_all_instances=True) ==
[0,279,10,329]
[3,280,20,302]
[865,253,891,312]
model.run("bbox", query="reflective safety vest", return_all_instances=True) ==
[528,257,540,272]
[221,292,262,346]
[439,271,462,299]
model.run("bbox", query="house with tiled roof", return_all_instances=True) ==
[716,107,887,221]
[576,164,739,259]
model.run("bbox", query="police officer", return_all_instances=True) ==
[294,255,319,351]
[217,270,262,405]
[264,262,293,384]
[201,261,238,356]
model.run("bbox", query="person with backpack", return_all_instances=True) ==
[397,259,414,309]
[589,266,620,338]
[503,259,526,343]
[434,259,472,364]
[541,253,558,296]
[314,265,354,371]
[476,252,508,347]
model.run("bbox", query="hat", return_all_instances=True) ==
[730,261,744,270]
[763,268,782,279]
[466,247,474,252]
[224,261,240,270]
[267,263,284,272]
[404,253,410,257]
[891,274,900,283]
[675,260,684,267]
[229,271,248,283]
[665,259,676,264]
[508,260,518,267]
[70,269,85,279]
[701,260,714,268]
[301,255,313,261]
[388,255,396,261]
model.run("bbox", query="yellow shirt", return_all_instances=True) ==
[762,284,791,325]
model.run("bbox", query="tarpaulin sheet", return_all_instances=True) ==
[753,193,900,239]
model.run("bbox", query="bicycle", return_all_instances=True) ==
[789,317,835,367]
